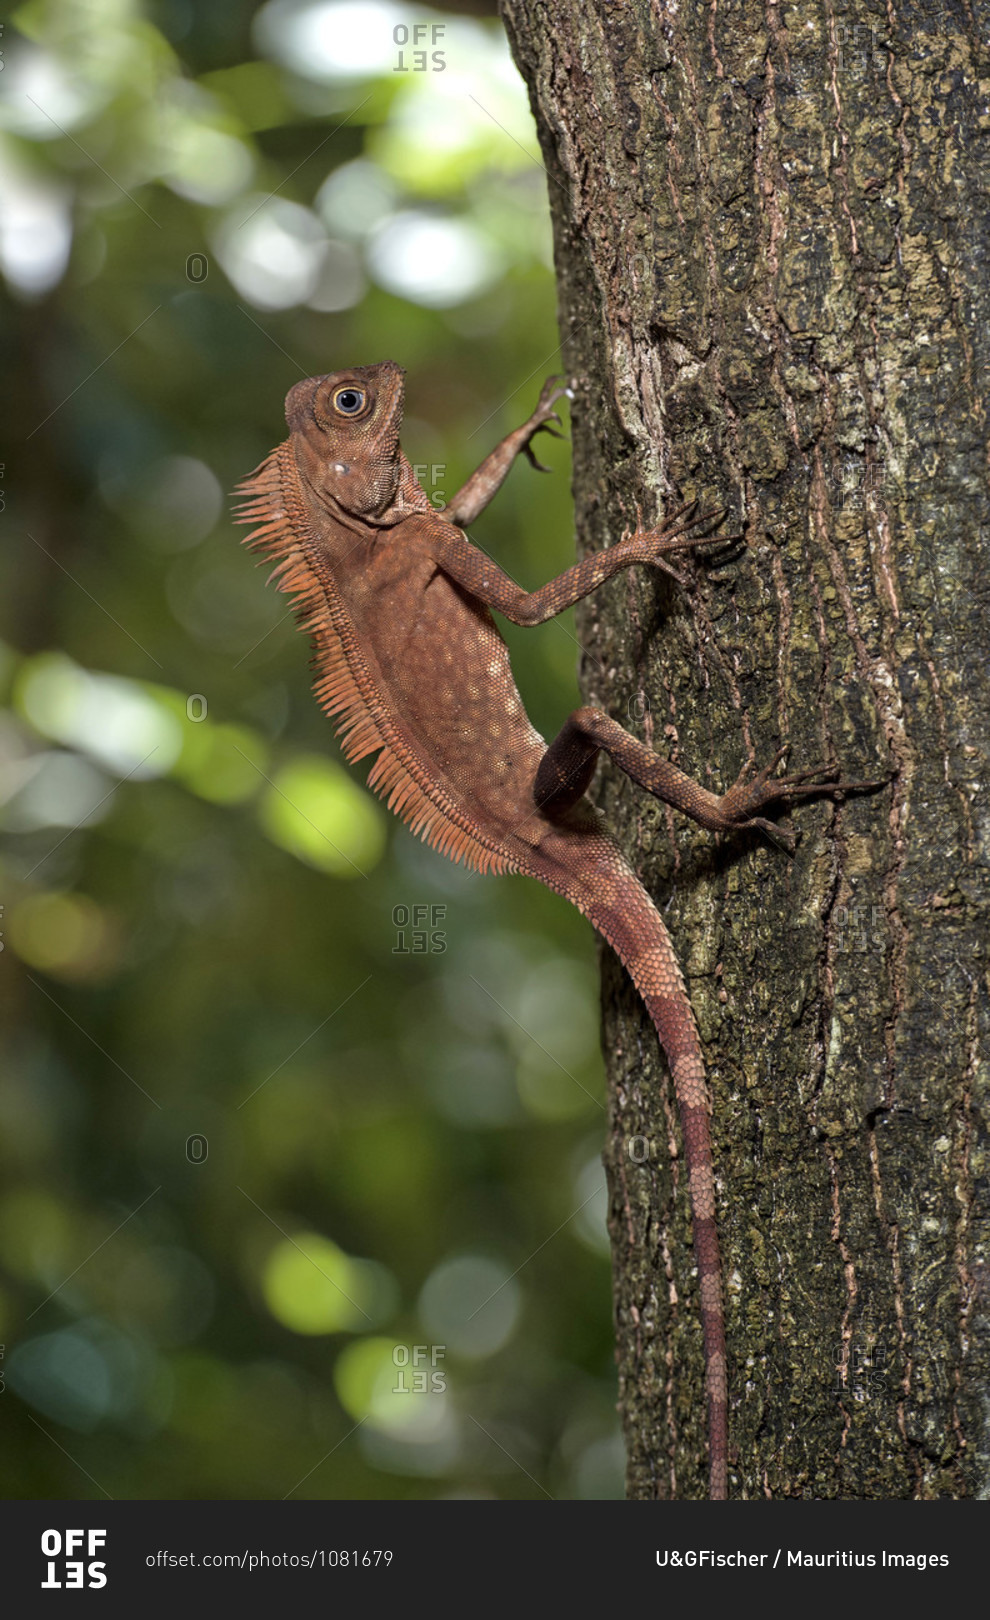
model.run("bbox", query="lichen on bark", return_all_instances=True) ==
[502,0,990,1498]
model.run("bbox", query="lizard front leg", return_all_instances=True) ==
[534,709,886,850]
[444,376,569,527]
[427,506,721,624]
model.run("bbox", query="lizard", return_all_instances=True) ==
[234,360,882,1500]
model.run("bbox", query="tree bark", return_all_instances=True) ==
[502,0,990,1498]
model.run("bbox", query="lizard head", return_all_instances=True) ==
[285,361,405,519]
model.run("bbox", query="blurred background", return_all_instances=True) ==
[0,0,623,1498]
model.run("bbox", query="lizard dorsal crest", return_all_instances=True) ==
[233,442,516,876]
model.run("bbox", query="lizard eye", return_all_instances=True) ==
[332,386,366,416]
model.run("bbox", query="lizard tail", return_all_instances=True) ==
[566,852,728,1500]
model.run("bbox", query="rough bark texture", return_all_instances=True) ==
[502,0,990,1498]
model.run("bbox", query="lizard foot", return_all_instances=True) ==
[715,745,890,854]
[629,503,741,587]
[520,376,570,472]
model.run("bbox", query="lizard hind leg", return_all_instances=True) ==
[534,706,726,829]
[532,709,603,816]
[534,708,884,849]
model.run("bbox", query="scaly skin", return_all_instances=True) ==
[234,360,883,1500]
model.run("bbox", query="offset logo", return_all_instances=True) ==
[41,1529,107,1590]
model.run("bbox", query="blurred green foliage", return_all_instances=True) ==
[0,0,623,1499]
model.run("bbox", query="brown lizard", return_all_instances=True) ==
[234,360,880,1500]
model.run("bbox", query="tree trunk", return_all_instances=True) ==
[502,0,990,1498]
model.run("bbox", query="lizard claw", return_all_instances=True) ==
[519,379,571,472]
[530,377,570,423]
[523,443,554,473]
[536,374,566,405]
[746,818,800,855]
